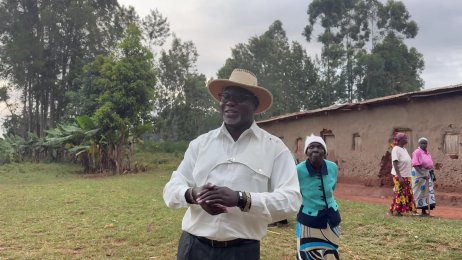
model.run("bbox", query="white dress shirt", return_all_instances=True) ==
[163,122,301,241]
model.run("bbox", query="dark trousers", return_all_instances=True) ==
[177,231,260,260]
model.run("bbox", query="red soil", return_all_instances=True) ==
[335,182,462,220]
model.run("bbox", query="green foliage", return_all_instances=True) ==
[304,0,424,103]
[66,55,110,117]
[44,116,100,171]
[156,36,220,141]
[139,140,189,154]
[141,9,171,47]
[3,22,159,173]
[75,115,97,131]
[93,24,156,140]
[45,121,98,148]
[218,20,319,118]
[1,133,50,162]
[356,32,424,99]
[0,138,14,164]
[0,0,429,159]
[377,0,419,39]
[0,115,100,165]
[67,24,157,173]
[0,0,124,137]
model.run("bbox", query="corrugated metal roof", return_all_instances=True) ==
[258,83,462,125]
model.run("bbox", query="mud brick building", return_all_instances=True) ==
[258,84,462,192]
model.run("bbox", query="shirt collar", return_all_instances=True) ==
[248,121,261,139]
[418,147,430,154]
[217,121,260,140]
[306,159,328,176]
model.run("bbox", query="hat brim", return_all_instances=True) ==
[207,79,273,114]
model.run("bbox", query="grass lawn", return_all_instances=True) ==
[0,152,461,259]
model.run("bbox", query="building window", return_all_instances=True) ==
[320,130,335,149]
[444,133,459,157]
[353,133,361,151]
[295,137,303,153]
[320,129,335,160]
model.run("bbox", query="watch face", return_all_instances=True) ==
[238,191,244,207]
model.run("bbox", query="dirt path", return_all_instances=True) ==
[335,183,462,220]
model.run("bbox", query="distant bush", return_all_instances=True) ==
[0,138,14,164]
[139,140,188,154]
[133,151,183,172]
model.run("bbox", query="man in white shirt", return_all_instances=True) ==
[163,68,302,260]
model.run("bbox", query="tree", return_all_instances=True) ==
[66,6,171,117]
[93,24,156,173]
[356,32,424,99]
[304,0,423,102]
[66,55,108,117]
[218,20,318,118]
[141,9,171,48]
[0,0,123,137]
[155,35,219,141]
[68,24,157,173]
[44,116,100,170]
[304,0,363,103]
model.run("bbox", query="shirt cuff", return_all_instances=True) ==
[180,186,191,206]
[247,192,272,222]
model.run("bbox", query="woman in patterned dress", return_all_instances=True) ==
[388,132,417,216]
[411,137,436,216]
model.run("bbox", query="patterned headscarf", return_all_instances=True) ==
[393,132,406,145]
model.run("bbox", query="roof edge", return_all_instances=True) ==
[258,83,462,125]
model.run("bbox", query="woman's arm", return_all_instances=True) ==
[393,160,404,183]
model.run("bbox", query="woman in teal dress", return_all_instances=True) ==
[296,134,341,260]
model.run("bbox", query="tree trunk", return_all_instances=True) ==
[27,80,33,134]
[35,96,40,137]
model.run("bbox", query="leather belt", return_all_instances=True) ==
[194,235,258,248]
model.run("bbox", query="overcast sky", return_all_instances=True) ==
[119,0,462,89]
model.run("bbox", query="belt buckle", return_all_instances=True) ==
[211,240,227,248]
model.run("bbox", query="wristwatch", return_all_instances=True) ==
[237,191,245,209]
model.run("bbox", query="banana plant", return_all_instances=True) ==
[45,116,100,172]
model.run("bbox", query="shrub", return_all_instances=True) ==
[0,138,14,164]
[139,140,188,154]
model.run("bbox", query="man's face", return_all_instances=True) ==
[219,87,257,128]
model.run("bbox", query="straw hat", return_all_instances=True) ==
[207,68,273,114]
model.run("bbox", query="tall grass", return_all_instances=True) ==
[0,152,460,259]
